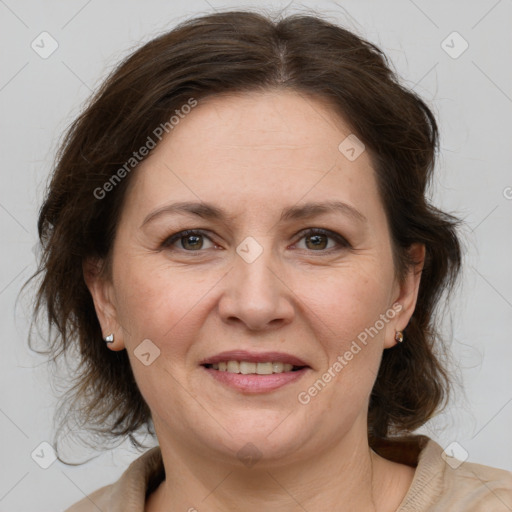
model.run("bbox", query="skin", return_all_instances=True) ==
[85,90,425,511]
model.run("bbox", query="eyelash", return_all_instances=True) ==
[160,228,351,255]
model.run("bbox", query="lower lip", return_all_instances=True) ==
[202,366,309,393]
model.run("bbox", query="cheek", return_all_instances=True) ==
[294,262,394,345]
[292,263,393,401]
[112,259,211,357]
[111,261,212,416]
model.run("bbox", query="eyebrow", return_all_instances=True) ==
[141,200,367,228]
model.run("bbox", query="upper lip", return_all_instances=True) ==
[200,350,310,367]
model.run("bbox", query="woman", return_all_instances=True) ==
[30,9,512,511]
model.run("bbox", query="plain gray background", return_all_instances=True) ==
[1,0,511,510]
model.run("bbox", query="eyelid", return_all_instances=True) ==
[160,229,218,251]
[161,227,352,254]
[291,227,351,251]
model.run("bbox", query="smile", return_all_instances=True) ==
[203,361,305,374]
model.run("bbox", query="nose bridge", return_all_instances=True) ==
[233,234,281,303]
[218,234,294,330]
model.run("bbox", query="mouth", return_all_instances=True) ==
[202,361,307,374]
[200,351,311,393]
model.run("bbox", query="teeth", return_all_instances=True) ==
[240,361,256,374]
[272,362,284,373]
[256,362,273,375]
[227,361,239,373]
[208,361,299,374]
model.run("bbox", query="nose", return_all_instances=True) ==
[217,244,295,332]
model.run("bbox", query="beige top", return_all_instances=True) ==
[65,435,512,511]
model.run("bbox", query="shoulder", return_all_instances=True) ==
[64,483,114,512]
[440,455,512,511]
[397,436,512,511]
[63,446,164,512]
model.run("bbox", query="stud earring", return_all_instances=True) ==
[395,330,404,343]
[104,333,114,344]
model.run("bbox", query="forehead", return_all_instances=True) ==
[161,90,361,166]
[123,90,382,226]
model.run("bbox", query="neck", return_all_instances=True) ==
[146,421,413,512]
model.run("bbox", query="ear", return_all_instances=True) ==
[385,243,426,348]
[82,258,125,351]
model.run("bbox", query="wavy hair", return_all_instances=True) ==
[26,9,462,455]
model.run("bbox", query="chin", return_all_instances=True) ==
[195,410,315,466]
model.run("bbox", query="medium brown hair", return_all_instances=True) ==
[28,9,462,453]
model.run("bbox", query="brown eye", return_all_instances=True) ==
[181,233,204,250]
[161,230,215,251]
[304,233,329,250]
[294,228,350,252]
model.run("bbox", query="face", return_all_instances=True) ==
[86,90,423,465]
